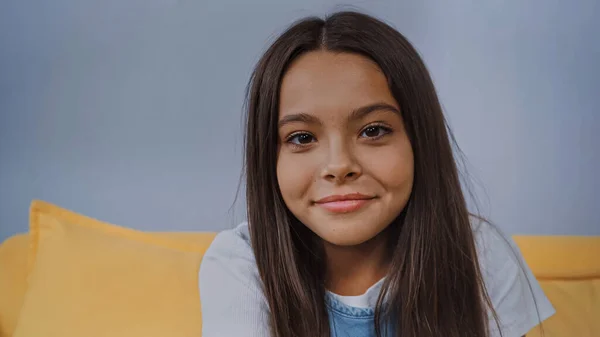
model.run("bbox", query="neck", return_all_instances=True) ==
[324,229,391,296]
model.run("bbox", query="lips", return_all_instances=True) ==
[314,193,375,213]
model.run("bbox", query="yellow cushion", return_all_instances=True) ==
[529,280,600,337]
[515,236,600,337]
[13,200,216,337]
[514,236,600,280]
[0,234,28,337]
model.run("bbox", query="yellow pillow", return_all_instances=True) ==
[0,234,29,337]
[514,235,600,337]
[14,200,216,337]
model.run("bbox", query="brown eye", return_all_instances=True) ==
[288,133,315,145]
[360,125,391,139]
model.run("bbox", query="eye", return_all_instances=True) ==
[287,132,316,145]
[360,125,392,139]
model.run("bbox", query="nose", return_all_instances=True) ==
[321,142,362,184]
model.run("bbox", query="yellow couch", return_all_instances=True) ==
[0,201,598,336]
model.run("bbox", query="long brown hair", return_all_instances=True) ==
[245,11,498,337]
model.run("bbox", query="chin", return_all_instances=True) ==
[321,235,372,247]
[310,218,390,247]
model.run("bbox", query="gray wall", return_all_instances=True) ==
[1,0,598,242]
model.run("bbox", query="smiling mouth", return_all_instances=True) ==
[314,193,375,214]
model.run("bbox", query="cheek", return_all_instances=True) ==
[276,153,315,202]
[363,143,414,191]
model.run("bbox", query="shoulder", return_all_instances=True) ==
[199,222,270,337]
[471,218,555,337]
[200,221,261,292]
[471,218,518,277]
[202,221,254,267]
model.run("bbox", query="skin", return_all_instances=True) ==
[276,50,414,296]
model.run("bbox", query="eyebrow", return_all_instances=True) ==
[347,102,401,122]
[278,102,401,128]
[278,112,320,128]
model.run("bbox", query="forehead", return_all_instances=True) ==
[279,51,396,117]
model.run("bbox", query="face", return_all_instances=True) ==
[276,51,414,247]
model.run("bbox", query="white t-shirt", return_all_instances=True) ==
[199,221,555,337]
[329,277,385,308]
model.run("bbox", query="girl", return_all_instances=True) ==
[199,11,555,337]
